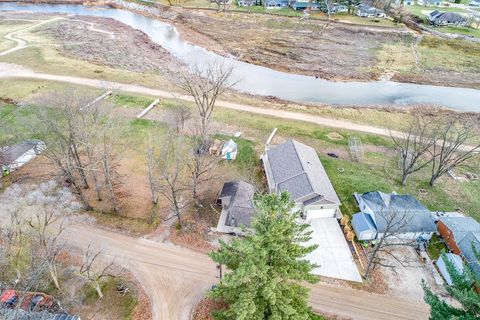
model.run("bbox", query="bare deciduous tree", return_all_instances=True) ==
[27,212,65,291]
[429,117,480,186]
[364,208,416,279]
[324,0,335,20]
[165,103,192,134]
[152,130,190,228]
[35,91,125,213]
[391,111,437,186]
[146,136,159,206]
[99,117,124,213]
[176,63,235,139]
[212,0,229,11]
[79,244,114,299]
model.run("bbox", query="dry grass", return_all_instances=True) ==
[192,297,228,320]
[169,222,214,253]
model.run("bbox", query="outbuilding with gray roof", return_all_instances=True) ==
[215,181,255,234]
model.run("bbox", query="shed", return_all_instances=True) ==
[216,181,255,234]
[436,253,464,285]
[221,139,238,160]
[352,212,377,241]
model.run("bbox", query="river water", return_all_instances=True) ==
[1,2,480,111]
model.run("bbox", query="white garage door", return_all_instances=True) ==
[303,218,362,283]
[305,208,336,220]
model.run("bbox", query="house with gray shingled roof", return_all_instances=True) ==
[1,140,46,175]
[352,191,437,241]
[261,139,341,220]
[215,181,255,234]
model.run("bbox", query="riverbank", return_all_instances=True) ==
[3,0,480,90]
[2,2,480,110]
[107,0,480,89]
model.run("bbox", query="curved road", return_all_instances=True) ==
[69,223,429,320]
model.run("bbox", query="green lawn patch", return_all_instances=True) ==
[110,93,154,109]
[0,104,16,120]
[436,26,480,38]
[83,277,138,320]
[406,4,467,18]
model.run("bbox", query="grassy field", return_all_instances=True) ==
[0,18,175,90]
[376,35,480,87]
[2,83,480,226]
[80,277,138,319]
[419,36,480,71]
[437,25,480,38]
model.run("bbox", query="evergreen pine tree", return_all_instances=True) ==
[209,192,320,320]
[423,246,480,320]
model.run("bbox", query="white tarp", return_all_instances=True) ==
[304,218,362,282]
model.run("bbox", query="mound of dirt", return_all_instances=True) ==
[39,16,181,74]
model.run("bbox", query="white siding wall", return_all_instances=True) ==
[377,232,434,243]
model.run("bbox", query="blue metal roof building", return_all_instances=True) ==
[352,191,436,241]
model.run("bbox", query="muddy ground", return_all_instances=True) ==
[175,10,411,81]
[3,2,480,89]
[38,15,181,74]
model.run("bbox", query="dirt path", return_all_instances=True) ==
[1,63,476,152]
[68,222,429,320]
[0,17,64,56]
[0,62,402,137]
[68,18,116,40]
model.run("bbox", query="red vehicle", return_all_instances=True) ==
[1,289,56,312]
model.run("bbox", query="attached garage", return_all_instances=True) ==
[305,208,336,220]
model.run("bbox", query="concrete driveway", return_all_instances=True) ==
[304,218,363,282]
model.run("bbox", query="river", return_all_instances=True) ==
[1,2,480,111]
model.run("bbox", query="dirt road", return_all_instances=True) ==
[0,17,64,56]
[2,62,476,153]
[0,62,403,138]
[68,223,429,320]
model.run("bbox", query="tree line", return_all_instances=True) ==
[392,108,480,187]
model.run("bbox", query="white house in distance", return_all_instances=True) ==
[352,191,437,242]
[261,139,362,282]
